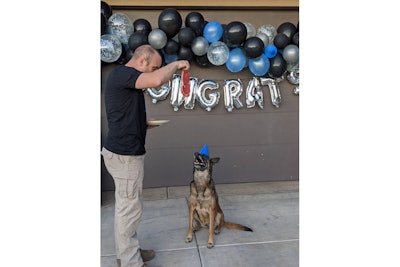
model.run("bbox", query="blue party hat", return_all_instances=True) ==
[199,144,209,157]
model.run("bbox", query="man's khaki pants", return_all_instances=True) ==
[102,147,145,267]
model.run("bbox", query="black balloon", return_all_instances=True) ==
[273,33,290,49]
[178,46,193,60]
[277,22,297,40]
[128,32,148,52]
[224,21,247,47]
[195,54,211,68]
[178,27,196,47]
[292,32,299,46]
[101,13,107,35]
[101,1,112,19]
[243,37,265,59]
[164,39,180,55]
[133,18,152,36]
[158,8,182,38]
[269,54,287,78]
[115,45,129,65]
[185,12,205,36]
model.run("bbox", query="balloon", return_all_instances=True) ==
[101,34,123,63]
[261,77,282,108]
[170,74,197,111]
[133,18,152,36]
[277,22,297,40]
[207,41,229,66]
[282,44,299,64]
[273,33,290,49]
[248,54,270,76]
[245,77,263,109]
[223,79,244,112]
[163,52,178,64]
[185,12,205,36]
[114,43,131,65]
[243,36,265,59]
[203,21,223,43]
[178,27,196,47]
[128,32,148,52]
[224,21,247,47]
[196,80,220,112]
[264,44,278,58]
[255,32,269,47]
[195,54,211,68]
[268,54,287,78]
[243,22,256,39]
[101,1,112,19]
[148,29,167,49]
[146,81,171,104]
[158,8,182,38]
[226,47,246,73]
[164,39,180,55]
[292,32,299,46]
[178,45,193,60]
[191,36,209,56]
[257,24,277,45]
[287,69,299,85]
[108,13,135,44]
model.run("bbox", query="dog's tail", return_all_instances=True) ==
[223,222,253,232]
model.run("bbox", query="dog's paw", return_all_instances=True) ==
[185,235,193,243]
[207,242,214,249]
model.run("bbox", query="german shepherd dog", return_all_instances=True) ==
[185,152,253,248]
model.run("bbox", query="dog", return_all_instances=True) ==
[185,152,253,248]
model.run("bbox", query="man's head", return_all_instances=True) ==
[128,45,162,72]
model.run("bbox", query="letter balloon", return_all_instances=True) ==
[246,77,263,109]
[224,79,244,112]
[196,80,220,111]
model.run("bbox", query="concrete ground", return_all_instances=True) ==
[101,181,299,267]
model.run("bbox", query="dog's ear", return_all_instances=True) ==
[194,152,199,158]
[211,157,220,165]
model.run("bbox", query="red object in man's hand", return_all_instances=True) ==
[181,69,190,97]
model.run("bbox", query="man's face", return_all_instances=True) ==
[143,54,162,73]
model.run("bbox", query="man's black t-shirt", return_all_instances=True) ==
[103,65,147,155]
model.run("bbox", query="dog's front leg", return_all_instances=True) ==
[207,208,215,248]
[185,203,195,243]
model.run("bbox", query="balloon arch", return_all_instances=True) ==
[101,2,299,111]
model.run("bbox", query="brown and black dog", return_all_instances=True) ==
[185,152,253,248]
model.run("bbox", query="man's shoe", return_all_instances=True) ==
[140,249,155,262]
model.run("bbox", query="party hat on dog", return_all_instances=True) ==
[199,144,209,157]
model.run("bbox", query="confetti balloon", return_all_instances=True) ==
[107,13,134,44]
[101,34,122,63]
[207,41,229,66]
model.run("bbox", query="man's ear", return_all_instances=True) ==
[211,157,220,164]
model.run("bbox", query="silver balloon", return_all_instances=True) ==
[108,13,134,44]
[170,74,183,111]
[261,77,282,108]
[101,34,122,63]
[148,29,167,49]
[287,69,300,95]
[244,22,256,39]
[184,77,198,110]
[170,74,197,111]
[287,70,299,85]
[196,80,220,112]
[223,79,244,112]
[146,81,171,104]
[191,36,209,56]
[282,44,299,65]
[245,77,263,109]
[257,24,277,45]
[207,41,229,66]
[255,32,269,47]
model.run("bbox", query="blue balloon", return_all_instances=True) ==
[203,21,223,43]
[249,54,270,76]
[264,44,278,58]
[226,48,247,73]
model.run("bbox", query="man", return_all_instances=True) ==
[102,45,190,267]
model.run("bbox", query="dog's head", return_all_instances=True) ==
[193,152,220,172]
